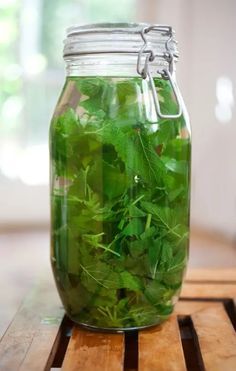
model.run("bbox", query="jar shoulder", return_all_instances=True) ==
[50,76,190,138]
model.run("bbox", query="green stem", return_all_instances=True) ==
[105,306,114,321]
[80,264,108,289]
[145,213,152,230]
[97,307,108,317]
[131,194,145,206]
[84,165,90,198]
[97,243,121,257]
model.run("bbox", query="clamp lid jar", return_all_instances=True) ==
[50,22,191,331]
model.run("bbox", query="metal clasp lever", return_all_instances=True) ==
[148,68,183,119]
[137,25,183,120]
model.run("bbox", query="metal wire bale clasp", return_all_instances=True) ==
[137,25,183,119]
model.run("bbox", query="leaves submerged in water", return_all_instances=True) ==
[50,76,191,327]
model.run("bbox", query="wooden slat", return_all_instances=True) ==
[186,268,236,282]
[62,327,124,371]
[139,315,186,371]
[175,300,220,316]
[0,309,18,340]
[0,276,64,371]
[191,304,236,371]
[19,323,61,371]
[181,283,236,298]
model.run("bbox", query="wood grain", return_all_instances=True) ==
[139,315,186,371]
[1,268,236,371]
[191,304,236,371]
[0,276,64,371]
[186,268,236,282]
[175,300,220,316]
[181,283,236,298]
[62,327,124,371]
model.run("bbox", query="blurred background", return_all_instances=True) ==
[1,0,236,333]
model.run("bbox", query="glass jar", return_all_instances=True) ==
[50,23,191,331]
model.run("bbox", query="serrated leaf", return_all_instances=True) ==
[120,271,143,291]
[76,77,106,97]
[144,281,167,305]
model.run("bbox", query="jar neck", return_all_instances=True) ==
[65,54,174,77]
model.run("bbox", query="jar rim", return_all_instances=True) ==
[66,22,149,36]
[63,22,178,61]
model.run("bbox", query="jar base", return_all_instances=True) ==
[67,315,167,333]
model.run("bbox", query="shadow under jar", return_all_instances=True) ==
[50,23,191,331]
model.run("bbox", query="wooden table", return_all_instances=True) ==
[1,269,236,371]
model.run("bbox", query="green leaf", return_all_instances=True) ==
[124,255,149,277]
[76,77,106,97]
[91,290,117,307]
[122,218,144,237]
[127,204,146,217]
[80,98,106,118]
[167,246,188,273]
[65,283,91,313]
[154,120,178,147]
[132,130,165,185]
[50,108,82,176]
[140,226,156,240]
[120,271,143,291]
[92,205,120,222]
[158,242,173,271]
[67,167,90,199]
[162,156,187,175]
[77,77,117,119]
[52,108,79,142]
[168,185,185,202]
[129,239,147,258]
[80,260,116,292]
[87,159,129,199]
[140,201,184,239]
[144,281,168,305]
[128,303,161,326]
[100,120,165,186]
[116,80,139,103]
